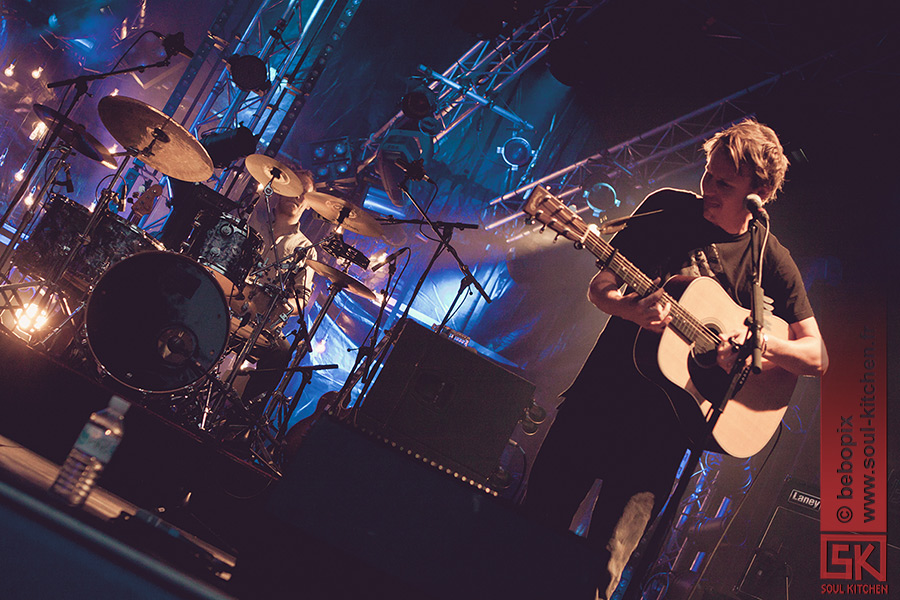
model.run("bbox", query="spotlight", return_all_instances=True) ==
[400,86,437,120]
[226,55,271,93]
[29,121,47,141]
[498,136,533,171]
[582,181,619,217]
[200,125,260,168]
[31,65,44,79]
[306,136,354,183]
[4,63,14,77]
[375,129,433,207]
[16,303,49,333]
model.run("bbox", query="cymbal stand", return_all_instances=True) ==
[0,146,76,333]
[331,259,398,413]
[0,145,74,281]
[260,278,345,421]
[351,190,488,409]
[0,52,175,240]
[29,152,135,348]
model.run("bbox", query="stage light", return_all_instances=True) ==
[14,168,25,182]
[498,136,533,171]
[4,63,14,77]
[200,125,259,168]
[375,129,433,207]
[307,136,354,183]
[400,86,437,121]
[31,65,43,79]
[226,55,271,93]
[29,121,47,141]
[15,303,49,333]
[23,189,35,207]
[582,181,619,217]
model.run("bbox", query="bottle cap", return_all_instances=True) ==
[109,395,131,415]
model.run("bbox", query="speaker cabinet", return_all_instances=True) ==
[356,320,535,484]
[737,477,820,600]
[253,415,599,600]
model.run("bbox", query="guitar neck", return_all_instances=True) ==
[524,187,720,351]
[585,233,715,347]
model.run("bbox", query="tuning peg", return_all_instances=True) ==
[539,224,547,233]
[525,216,534,225]
[574,241,584,250]
[553,233,562,243]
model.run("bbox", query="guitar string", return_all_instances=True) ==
[540,206,721,351]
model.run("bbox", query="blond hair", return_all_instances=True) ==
[703,118,789,202]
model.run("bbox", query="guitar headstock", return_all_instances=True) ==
[522,186,589,243]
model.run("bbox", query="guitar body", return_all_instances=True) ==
[633,276,797,458]
[522,186,798,459]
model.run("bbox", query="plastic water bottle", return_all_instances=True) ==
[49,395,130,506]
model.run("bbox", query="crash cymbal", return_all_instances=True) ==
[33,104,117,169]
[306,260,375,301]
[97,95,213,182]
[244,154,305,197]
[303,192,384,238]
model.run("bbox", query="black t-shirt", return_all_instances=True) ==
[565,188,814,422]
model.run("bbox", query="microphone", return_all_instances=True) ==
[370,247,407,272]
[394,157,432,183]
[156,32,194,59]
[745,194,769,221]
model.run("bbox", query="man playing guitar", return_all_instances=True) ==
[522,119,829,599]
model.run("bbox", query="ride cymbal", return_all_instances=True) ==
[97,95,213,182]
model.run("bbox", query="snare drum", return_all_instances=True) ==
[186,211,263,297]
[85,251,229,393]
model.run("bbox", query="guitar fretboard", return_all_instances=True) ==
[527,192,721,353]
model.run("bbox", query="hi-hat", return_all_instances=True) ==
[306,260,375,301]
[244,154,304,197]
[97,95,213,182]
[304,192,384,238]
[33,104,117,168]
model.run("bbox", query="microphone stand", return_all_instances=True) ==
[622,215,768,600]
[346,177,491,411]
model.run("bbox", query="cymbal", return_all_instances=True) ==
[244,154,304,197]
[33,104,117,169]
[97,95,213,182]
[304,192,384,238]
[306,260,375,301]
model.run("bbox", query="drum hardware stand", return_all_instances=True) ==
[0,146,75,281]
[0,148,81,336]
[233,274,346,472]
[0,50,178,238]
[27,154,136,348]
[235,363,337,474]
[330,258,399,413]
[353,193,488,410]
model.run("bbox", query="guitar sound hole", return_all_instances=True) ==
[691,325,721,368]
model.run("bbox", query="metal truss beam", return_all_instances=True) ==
[486,26,900,233]
[362,0,602,159]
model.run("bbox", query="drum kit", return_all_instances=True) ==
[1,96,390,466]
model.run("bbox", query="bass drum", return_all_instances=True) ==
[85,252,229,393]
